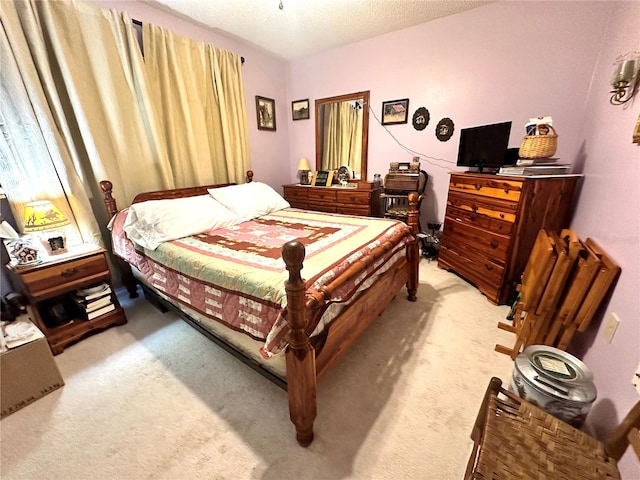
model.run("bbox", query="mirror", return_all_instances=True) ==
[315,91,369,181]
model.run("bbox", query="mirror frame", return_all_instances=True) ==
[315,90,369,181]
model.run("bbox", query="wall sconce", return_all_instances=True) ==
[610,57,640,105]
[297,157,311,185]
[23,200,70,255]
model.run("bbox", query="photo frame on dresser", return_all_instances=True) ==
[311,170,334,187]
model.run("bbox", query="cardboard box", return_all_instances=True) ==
[1,321,65,419]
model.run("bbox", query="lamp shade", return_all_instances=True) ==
[297,157,311,171]
[23,200,70,233]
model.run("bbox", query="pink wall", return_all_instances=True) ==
[287,1,639,474]
[93,0,291,192]
[568,3,640,475]
[93,0,639,474]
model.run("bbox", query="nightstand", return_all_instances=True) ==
[6,244,127,354]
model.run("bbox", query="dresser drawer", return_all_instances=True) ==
[336,190,370,206]
[338,206,370,216]
[449,174,523,203]
[442,216,511,263]
[447,191,518,223]
[283,186,308,202]
[308,189,337,203]
[438,245,503,304]
[308,202,337,213]
[445,204,514,236]
[20,253,110,300]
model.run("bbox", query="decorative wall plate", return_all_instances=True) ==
[412,107,430,131]
[435,117,455,141]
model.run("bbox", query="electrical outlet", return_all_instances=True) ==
[633,362,640,396]
[602,312,620,343]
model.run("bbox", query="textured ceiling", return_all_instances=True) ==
[146,0,491,61]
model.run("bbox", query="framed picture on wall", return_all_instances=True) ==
[381,98,410,125]
[292,99,310,120]
[256,96,276,131]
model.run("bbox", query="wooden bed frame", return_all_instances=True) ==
[99,171,420,446]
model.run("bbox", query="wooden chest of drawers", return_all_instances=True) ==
[283,183,383,217]
[437,173,579,305]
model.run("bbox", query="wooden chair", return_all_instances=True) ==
[465,377,640,480]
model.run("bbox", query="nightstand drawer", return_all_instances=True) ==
[21,253,110,300]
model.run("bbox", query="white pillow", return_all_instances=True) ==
[207,182,290,219]
[123,194,240,250]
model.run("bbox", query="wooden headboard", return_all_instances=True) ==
[100,170,254,219]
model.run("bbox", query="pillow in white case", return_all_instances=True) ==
[207,182,290,219]
[123,194,240,250]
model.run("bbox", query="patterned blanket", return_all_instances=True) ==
[111,208,412,356]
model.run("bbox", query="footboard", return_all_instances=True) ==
[281,192,419,446]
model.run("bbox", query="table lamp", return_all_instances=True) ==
[297,157,311,185]
[23,200,70,255]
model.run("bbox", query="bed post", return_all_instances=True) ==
[282,240,317,447]
[405,192,419,301]
[99,180,139,299]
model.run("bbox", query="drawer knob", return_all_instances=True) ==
[485,264,494,271]
[474,183,481,190]
[60,268,78,277]
[490,240,499,249]
[500,213,505,219]
[471,205,478,212]
[469,215,477,222]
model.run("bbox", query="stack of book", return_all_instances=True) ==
[72,283,115,320]
[498,162,571,177]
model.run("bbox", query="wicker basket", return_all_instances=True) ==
[519,124,558,159]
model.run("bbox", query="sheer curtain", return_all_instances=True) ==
[0,0,173,246]
[143,24,250,186]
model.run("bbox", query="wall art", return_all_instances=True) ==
[256,96,276,131]
[292,99,309,121]
[412,107,430,131]
[435,118,455,141]
[381,98,409,125]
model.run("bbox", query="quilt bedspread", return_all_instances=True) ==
[111,208,412,356]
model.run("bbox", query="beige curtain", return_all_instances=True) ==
[322,102,362,171]
[143,24,250,186]
[0,0,174,244]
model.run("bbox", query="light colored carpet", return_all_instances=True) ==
[0,259,516,480]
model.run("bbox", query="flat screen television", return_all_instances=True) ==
[456,121,512,173]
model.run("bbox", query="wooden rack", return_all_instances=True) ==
[495,229,620,359]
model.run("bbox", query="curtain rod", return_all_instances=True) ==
[132,18,245,64]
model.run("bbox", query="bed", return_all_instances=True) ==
[100,171,420,446]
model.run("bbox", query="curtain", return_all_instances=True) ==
[0,0,174,246]
[322,102,362,171]
[143,24,250,186]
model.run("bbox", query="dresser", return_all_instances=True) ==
[437,173,579,305]
[283,182,383,217]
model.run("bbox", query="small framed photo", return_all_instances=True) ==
[256,96,276,131]
[292,99,310,121]
[311,170,334,187]
[381,98,410,125]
